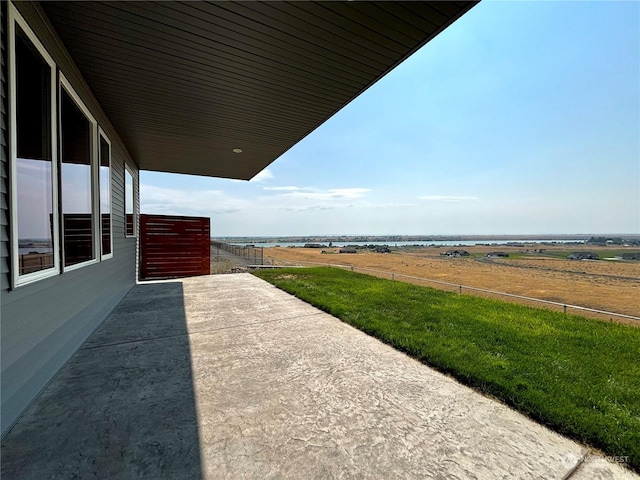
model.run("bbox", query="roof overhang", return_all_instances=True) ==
[42,1,478,180]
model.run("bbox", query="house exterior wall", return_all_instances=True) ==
[1,3,9,292]
[1,1,139,434]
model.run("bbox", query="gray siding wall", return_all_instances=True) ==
[1,2,9,293]
[1,1,139,434]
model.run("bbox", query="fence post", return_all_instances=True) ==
[392,273,395,280]
[351,265,354,272]
[563,305,567,315]
[459,285,462,294]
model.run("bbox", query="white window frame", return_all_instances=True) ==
[8,3,60,287]
[124,163,138,238]
[98,127,113,260]
[59,74,99,272]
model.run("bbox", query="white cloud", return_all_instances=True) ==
[141,184,249,216]
[250,168,274,182]
[419,195,478,202]
[263,186,301,191]
[275,187,370,200]
[251,186,372,213]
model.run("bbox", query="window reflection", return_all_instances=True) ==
[15,25,55,276]
[17,159,54,274]
[100,135,111,256]
[16,26,50,161]
[61,88,94,267]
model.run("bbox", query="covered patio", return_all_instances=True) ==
[2,273,633,479]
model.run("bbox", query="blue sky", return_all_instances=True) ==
[141,1,640,237]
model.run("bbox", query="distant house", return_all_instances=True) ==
[486,252,509,258]
[339,247,358,254]
[374,246,391,253]
[567,252,599,260]
[441,250,470,257]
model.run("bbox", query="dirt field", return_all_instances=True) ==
[264,245,640,323]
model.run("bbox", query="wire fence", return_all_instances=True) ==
[212,241,264,265]
[263,257,640,324]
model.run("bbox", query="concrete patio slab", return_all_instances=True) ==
[1,273,636,479]
[569,456,638,480]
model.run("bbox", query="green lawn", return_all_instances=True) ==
[253,267,640,472]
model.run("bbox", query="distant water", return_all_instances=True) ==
[229,239,586,248]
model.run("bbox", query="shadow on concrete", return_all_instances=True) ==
[1,282,203,479]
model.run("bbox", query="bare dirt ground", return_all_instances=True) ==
[264,245,640,323]
[210,246,251,274]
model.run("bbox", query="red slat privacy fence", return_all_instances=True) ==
[140,214,210,280]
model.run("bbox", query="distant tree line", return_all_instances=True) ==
[586,236,639,246]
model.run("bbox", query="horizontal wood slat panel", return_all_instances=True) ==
[139,214,210,280]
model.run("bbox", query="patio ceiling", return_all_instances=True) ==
[42,1,477,180]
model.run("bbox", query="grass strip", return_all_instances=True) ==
[253,267,640,472]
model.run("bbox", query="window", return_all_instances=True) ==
[9,5,124,285]
[99,129,112,258]
[9,5,59,286]
[60,76,97,269]
[125,166,136,237]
